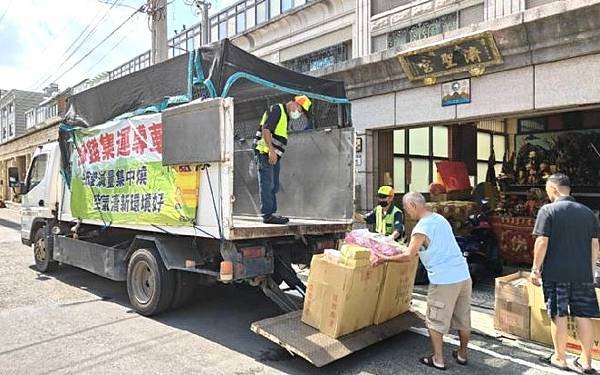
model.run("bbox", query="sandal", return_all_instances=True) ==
[573,358,598,374]
[419,355,446,371]
[539,354,570,371]
[452,350,468,365]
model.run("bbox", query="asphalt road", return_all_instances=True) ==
[0,207,566,374]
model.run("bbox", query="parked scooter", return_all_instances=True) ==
[414,199,503,285]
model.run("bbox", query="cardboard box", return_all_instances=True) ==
[340,244,371,259]
[565,317,600,360]
[373,257,418,324]
[339,258,371,268]
[494,272,531,339]
[495,298,531,339]
[339,244,372,268]
[302,254,384,338]
[496,271,531,306]
[528,284,553,346]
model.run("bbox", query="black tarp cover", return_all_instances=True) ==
[201,39,347,101]
[67,53,190,127]
[67,39,347,127]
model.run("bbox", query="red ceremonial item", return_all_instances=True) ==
[428,183,447,194]
[490,215,535,264]
[435,161,471,192]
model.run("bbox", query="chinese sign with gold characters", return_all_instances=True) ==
[398,32,503,82]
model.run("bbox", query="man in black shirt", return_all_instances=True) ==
[531,174,600,372]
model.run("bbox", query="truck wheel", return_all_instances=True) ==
[33,227,58,273]
[170,271,197,310]
[127,248,175,316]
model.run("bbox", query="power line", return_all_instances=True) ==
[82,14,140,77]
[32,9,108,84]
[28,4,110,90]
[96,0,140,11]
[50,5,145,86]
[36,0,125,89]
[29,0,123,90]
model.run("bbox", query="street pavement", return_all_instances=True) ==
[0,207,571,374]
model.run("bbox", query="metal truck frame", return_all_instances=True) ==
[18,95,354,316]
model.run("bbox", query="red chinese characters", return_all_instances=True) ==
[78,121,161,165]
[132,124,148,155]
[77,143,88,164]
[148,123,162,154]
[99,133,115,161]
[117,126,131,157]
[86,138,100,164]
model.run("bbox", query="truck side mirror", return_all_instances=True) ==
[8,167,20,188]
[13,183,24,195]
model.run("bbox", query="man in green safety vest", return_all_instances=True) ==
[363,185,404,240]
[253,95,312,224]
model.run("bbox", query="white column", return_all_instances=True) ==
[353,0,371,58]
[485,0,525,20]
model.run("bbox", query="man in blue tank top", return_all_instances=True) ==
[372,192,471,371]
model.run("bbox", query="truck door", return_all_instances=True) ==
[21,151,51,242]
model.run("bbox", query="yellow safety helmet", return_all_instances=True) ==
[377,185,394,198]
[294,95,312,112]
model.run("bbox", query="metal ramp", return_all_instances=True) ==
[251,310,421,367]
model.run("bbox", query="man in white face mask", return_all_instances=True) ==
[253,95,312,224]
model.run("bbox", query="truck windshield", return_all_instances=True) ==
[26,154,48,192]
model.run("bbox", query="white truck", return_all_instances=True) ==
[14,41,416,367]
[16,96,354,315]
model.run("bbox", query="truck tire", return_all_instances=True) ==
[170,271,197,310]
[33,227,58,273]
[127,248,175,316]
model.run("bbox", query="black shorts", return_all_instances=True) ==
[543,282,600,318]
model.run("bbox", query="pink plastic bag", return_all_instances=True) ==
[344,229,372,247]
[345,230,403,262]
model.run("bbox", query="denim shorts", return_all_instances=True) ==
[542,281,600,318]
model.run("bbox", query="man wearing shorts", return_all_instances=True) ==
[531,174,600,373]
[373,192,471,370]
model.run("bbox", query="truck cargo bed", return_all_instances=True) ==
[230,216,351,240]
[250,310,420,367]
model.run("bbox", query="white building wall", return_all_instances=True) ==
[231,0,355,63]
[351,54,600,132]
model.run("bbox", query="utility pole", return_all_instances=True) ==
[201,1,210,46]
[191,0,211,46]
[149,0,168,64]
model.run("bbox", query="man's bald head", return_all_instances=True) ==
[402,192,428,220]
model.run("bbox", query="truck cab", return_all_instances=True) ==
[21,142,61,247]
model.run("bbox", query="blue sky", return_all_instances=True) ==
[0,0,237,92]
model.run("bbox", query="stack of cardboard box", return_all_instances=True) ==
[494,272,532,339]
[495,272,600,360]
[302,245,418,338]
[529,283,600,360]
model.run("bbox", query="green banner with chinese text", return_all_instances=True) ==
[70,113,198,226]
